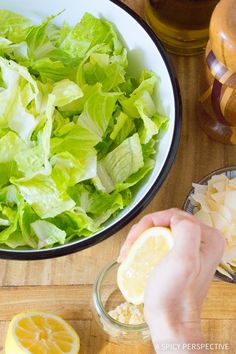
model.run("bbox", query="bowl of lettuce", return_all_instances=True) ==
[0,0,181,259]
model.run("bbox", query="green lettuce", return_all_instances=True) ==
[0,10,168,249]
[19,204,39,248]
[31,58,75,83]
[0,131,26,163]
[0,57,42,141]
[52,79,83,107]
[110,111,135,145]
[61,13,122,58]
[11,175,75,219]
[95,133,144,193]
[83,50,127,91]
[30,220,66,248]
[0,10,32,43]
[77,84,120,139]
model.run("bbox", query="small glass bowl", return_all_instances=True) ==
[91,261,151,345]
[183,166,236,284]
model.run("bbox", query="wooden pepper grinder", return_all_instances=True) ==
[198,0,236,144]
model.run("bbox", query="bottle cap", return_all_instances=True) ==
[210,0,236,73]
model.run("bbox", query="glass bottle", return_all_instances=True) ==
[198,0,236,144]
[144,0,219,56]
[91,261,150,345]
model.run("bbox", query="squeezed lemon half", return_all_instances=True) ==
[117,227,174,305]
[5,311,80,354]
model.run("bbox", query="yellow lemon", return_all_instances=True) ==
[117,227,174,305]
[5,311,80,354]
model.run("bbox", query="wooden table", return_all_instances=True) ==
[1,1,236,353]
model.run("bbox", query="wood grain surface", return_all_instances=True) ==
[1,0,236,353]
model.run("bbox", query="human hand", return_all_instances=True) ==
[119,209,225,353]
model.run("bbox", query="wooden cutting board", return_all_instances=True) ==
[1,282,236,353]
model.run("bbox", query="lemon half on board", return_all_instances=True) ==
[117,227,174,305]
[5,311,80,354]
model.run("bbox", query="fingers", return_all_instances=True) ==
[118,208,195,262]
[118,223,138,262]
[171,216,201,259]
[200,224,225,271]
[118,209,177,262]
[138,208,196,229]
[118,208,225,266]
[169,216,202,280]
[170,215,225,281]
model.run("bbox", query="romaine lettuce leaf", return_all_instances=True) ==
[31,58,75,82]
[77,84,119,139]
[11,175,75,219]
[52,79,83,107]
[83,49,127,90]
[47,208,96,239]
[83,189,124,226]
[2,41,29,64]
[61,13,122,58]
[19,204,38,248]
[137,108,159,144]
[0,162,20,187]
[30,220,66,248]
[0,10,32,43]
[116,159,155,191]
[110,111,135,145]
[59,82,101,114]
[3,231,27,249]
[0,201,22,244]
[51,124,100,158]
[0,217,10,227]
[0,131,26,163]
[0,58,42,141]
[14,94,54,177]
[25,15,56,60]
[0,37,11,49]
[67,185,124,228]
[120,70,157,118]
[51,150,97,187]
[0,185,23,205]
[0,222,19,244]
[95,133,144,193]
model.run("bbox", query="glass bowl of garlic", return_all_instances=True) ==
[91,260,151,345]
[183,166,236,283]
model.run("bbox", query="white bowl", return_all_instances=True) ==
[0,0,181,259]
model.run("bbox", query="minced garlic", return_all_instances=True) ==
[108,302,144,325]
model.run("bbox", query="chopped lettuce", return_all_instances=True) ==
[77,84,120,139]
[31,58,75,82]
[0,10,168,249]
[52,79,83,107]
[61,13,122,58]
[83,50,127,91]
[30,220,66,248]
[0,131,26,163]
[0,10,32,43]
[11,175,75,219]
[95,133,144,193]
[0,57,42,141]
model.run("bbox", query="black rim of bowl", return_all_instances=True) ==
[183,166,236,283]
[0,0,182,260]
